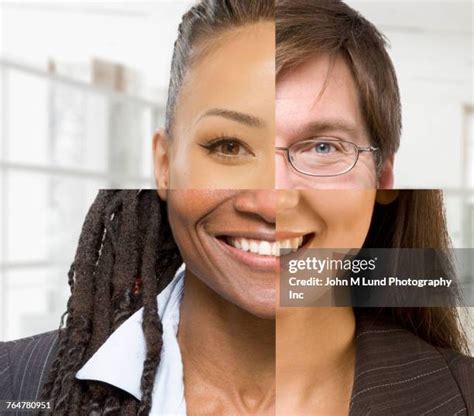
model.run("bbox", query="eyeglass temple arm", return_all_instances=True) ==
[357,146,378,153]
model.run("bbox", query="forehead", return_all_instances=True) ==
[173,22,275,134]
[276,53,367,141]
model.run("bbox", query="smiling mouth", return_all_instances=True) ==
[220,234,313,257]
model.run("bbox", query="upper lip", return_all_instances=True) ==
[215,231,277,241]
[214,230,314,241]
[275,231,313,240]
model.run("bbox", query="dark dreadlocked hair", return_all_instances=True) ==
[40,190,182,415]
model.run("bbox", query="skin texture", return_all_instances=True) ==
[158,185,380,415]
[154,22,275,190]
[156,23,277,415]
[153,20,396,416]
[276,53,394,189]
[165,190,277,319]
[276,189,376,415]
[276,307,356,416]
[277,189,376,249]
[165,190,277,415]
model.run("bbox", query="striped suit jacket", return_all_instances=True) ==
[1,313,473,415]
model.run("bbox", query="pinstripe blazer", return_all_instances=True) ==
[1,313,473,416]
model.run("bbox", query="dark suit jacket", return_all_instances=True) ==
[1,314,473,415]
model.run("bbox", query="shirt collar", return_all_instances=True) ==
[75,265,186,415]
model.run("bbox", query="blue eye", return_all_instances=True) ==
[314,142,333,154]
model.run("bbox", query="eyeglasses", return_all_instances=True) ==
[275,138,379,177]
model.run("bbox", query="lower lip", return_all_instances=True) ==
[215,238,280,272]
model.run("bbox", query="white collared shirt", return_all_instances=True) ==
[76,265,187,415]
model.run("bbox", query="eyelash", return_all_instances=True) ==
[199,135,255,160]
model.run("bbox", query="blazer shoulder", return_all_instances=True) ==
[437,347,474,414]
[352,312,473,415]
[0,330,60,401]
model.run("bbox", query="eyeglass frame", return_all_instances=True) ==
[275,138,380,177]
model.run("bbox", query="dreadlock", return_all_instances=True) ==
[40,190,182,415]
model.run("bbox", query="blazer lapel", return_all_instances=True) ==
[349,311,467,416]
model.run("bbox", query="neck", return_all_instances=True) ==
[276,307,356,414]
[178,271,275,414]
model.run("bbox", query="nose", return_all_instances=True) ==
[277,189,300,213]
[256,151,275,189]
[275,150,296,189]
[233,190,276,225]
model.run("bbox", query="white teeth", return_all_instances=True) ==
[226,236,305,257]
[249,240,259,254]
[259,241,272,256]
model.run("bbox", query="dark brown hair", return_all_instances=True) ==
[276,0,402,164]
[362,190,469,354]
[276,1,468,351]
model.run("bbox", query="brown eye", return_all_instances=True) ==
[200,137,255,160]
[219,141,244,155]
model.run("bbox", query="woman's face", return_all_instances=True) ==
[154,22,275,189]
[277,190,376,249]
[276,54,393,189]
[276,189,377,307]
[155,22,381,318]
[165,189,376,318]
[166,190,277,319]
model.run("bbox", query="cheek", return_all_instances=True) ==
[306,190,376,247]
[165,190,235,259]
[166,190,213,248]
[168,140,198,188]
[166,192,195,253]
[285,172,377,190]
[167,128,222,189]
[350,157,378,187]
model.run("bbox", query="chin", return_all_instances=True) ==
[236,296,276,320]
[251,308,276,320]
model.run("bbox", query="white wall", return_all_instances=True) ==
[1,1,193,96]
[0,1,193,341]
[347,0,473,189]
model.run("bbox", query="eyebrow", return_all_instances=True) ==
[197,108,266,128]
[300,119,361,138]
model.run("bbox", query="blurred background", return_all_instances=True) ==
[0,1,473,347]
[348,0,473,190]
[0,0,193,341]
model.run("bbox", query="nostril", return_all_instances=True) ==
[232,190,277,224]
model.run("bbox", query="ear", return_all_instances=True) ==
[376,189,399,205]
[377,155,395,189]
[152,128,171,201]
